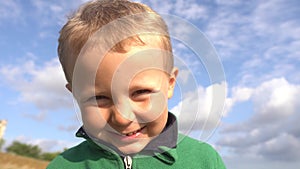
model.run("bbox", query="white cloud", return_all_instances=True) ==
[22,111,48,121]
[144,0,207,20]
[0,58,72,111]
[202,0,300,88]
[259,133,300,161]
[176,69,190,84]
[30,0,83,26]
[57,113,82,132]
[10,135,79,152]
[173,0,207,20]
[218,77,300,162]
[204,2,250,59]
[171,82,226,140]
[224,155,300,169]
[215,0,241,6]
[30,138,78,152]
[58,124,79,132]
[224,86,253,115]
[251,78,299,123]
[0,0,21,21]
[251,0,300,38]
[144,0,174,14]
[30,0,63,26]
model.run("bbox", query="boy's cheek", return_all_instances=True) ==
[78,93,169,124]
[81,107,108,132]
[131,93,168,123]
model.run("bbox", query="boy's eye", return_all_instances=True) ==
[95,95,109,100]
[131,89,152,100]
[87,95,111,107]
[133,89,151,95]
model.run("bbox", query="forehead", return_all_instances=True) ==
[75,35,166,68]
[97,47,169,88]
[71,41,170,95]
[80,35,169,72]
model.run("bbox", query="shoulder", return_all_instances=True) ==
[177,133,215,152]
[47,141,95,169]
[175,134,226,169]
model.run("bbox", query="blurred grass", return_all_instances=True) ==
[0,152,49,169]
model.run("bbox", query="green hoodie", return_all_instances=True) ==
[47,114,226,169]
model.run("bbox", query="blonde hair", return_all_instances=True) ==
[58,0,173,83]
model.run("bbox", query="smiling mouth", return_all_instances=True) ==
[122,126,146,137]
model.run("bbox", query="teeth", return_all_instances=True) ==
[126,130,138,136]
[126,132,136,136]
[125,127,143,136]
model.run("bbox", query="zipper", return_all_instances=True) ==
[123,156,132,169]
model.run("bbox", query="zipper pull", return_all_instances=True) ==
[124,156,132,169]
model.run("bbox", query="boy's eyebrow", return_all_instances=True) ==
[93,87,109,96]
[93,84,108,96]
[128,82,160,91]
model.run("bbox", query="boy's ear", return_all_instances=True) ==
[66,83,72,93]
[168,67,179,99]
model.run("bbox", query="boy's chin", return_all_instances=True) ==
[118,139,150,155]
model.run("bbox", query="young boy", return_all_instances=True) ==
[47,0,226,168]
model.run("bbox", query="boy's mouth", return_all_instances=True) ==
[122,126,146,137]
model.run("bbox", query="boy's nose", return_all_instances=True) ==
[110,102,136,126]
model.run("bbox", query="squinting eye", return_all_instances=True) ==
[87,95,111,107]
[131,89,152,98]
[86,95,109,101]
[95,95,110,100]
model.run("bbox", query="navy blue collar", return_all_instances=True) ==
[76,112,178,156]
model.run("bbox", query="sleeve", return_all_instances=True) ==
[214,149,227,169]
[46,155,65,169]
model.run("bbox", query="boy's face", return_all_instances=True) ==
[68,41,178,154]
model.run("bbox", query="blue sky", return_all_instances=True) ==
[0,0,299,168]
